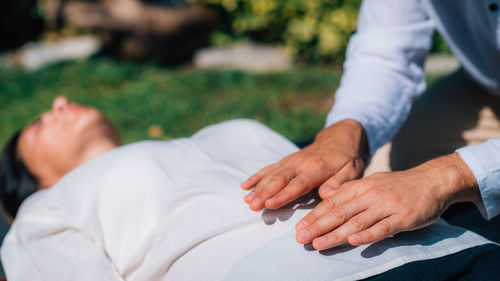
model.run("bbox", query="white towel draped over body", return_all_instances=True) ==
[1,120,493,281]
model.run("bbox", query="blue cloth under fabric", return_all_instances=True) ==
[441,202,500,244]
[364,243,500,281]
[365,203,500,280]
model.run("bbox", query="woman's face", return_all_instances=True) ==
[17,96,121,188]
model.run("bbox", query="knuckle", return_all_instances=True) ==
[377,220,392,235]
[362,230,375,242]
[399,206,412,216]
[328,231,342,242]
[350,216,365,230]
[259,175,274,186]
[365,189,381,199]
[331,207,346,221]
[258,190,274,200]
[399,211,415,227]
[307,223,321,236]
[290,177,305,187]
[302,213,316,225]
[275,190,293,203]
[306,157,325,171]
[291,155,306,166]
[323,197,336,209]
[269,175,287,187]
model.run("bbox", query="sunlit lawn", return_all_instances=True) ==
[0,58,342,146]
[0,58,443,147]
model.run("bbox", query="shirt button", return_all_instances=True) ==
[490,3,499,11]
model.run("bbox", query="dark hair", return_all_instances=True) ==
[0,131,38,220]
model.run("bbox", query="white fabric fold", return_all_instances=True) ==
[2,120,493,281]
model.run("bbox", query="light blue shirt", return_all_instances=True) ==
[326,0,500,219]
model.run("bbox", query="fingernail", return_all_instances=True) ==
[241,180,250,188]
[322,187,335,196]
[314,237,326,247]
[244,191,256,202]
[297,230,310,241]
[296,220,308,230]
[250,197,261,208]
[350,234,361,243]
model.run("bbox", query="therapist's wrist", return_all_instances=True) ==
[316,119,369,163]
[427,153,481,207]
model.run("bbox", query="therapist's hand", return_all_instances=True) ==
[295,153,481,250]
[241,119,368,211]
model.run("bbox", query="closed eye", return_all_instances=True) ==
[27,114,45,131]
[30,116,42,127]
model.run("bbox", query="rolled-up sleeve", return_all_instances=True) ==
[457,139,500,220]
[326,0,434,155]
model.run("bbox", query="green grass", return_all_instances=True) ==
[0,58,445,148]
[0,59,342,146]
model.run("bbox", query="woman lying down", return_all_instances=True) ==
[0,96,498,281]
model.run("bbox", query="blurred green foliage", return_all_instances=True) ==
[197,0,452,64]
[431,32,452,54]
[199,0,362,63]
[0,59,341,146]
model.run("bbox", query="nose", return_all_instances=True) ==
[52,96,70,114]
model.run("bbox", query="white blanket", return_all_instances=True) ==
[1,120,492,281]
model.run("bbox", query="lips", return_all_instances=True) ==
[66,103,84,112]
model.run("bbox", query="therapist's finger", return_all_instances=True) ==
[295,197,375,245]
[264,174,318,209]
[247,169,295,211]
[347,215,401,247]
[295,181,365,231]
[310,208,389,250]
[318,163,361,199]
[241,164,276,190]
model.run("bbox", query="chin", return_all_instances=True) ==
[71,108,108,133]
[87,110,120,142]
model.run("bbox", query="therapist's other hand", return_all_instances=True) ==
[241,119,368,211]
[295,153,481,250]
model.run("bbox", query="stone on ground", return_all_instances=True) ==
[193,42,291,72]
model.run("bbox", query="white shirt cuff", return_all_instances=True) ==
[456,139,500,220]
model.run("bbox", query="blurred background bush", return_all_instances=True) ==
[0,0,44,51]
[198,0,361,64]
[197,0,450,63]
[0,0,450,65]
